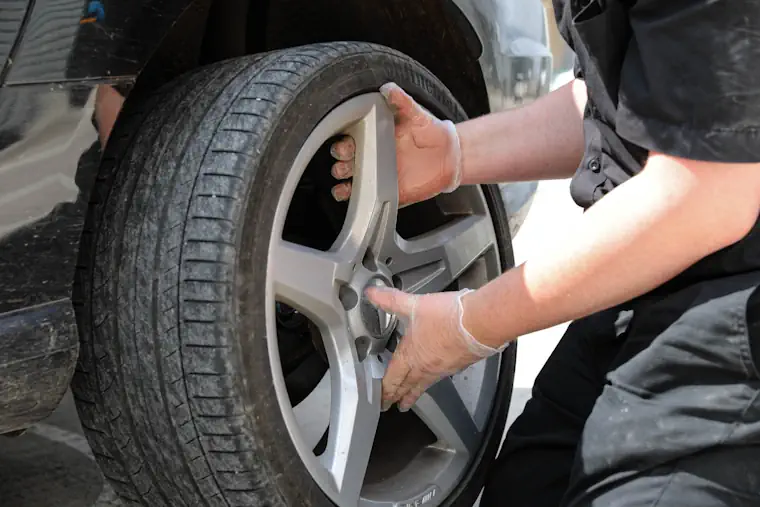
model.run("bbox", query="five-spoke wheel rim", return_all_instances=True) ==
[266,94,504,507]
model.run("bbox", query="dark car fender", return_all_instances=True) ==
[0,0,212,434]
[0,0,551,433]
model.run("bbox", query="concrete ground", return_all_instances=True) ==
[0,179,579,507]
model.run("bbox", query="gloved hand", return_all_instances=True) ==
[330,82,462,206]
[365,286,506,412]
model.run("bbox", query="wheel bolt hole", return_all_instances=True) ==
[362,252,378,272]
[384,257,393,267]
[392,275,403,290]
[355,336,371,361]
[339,285,359,311]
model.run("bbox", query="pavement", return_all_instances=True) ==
[0,179,579,507]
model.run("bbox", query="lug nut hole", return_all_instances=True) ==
[355,336,371,361]
[339,285,359,311]
[362,252,378,271]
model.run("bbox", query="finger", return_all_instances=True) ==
[331,160,354,180]
[331,182,352,202]
[390,365,427,412]
[381,351,412,411]
[379,82,425,125]
[397,375,438,412]
[330,136,355,161]
[365,287,415,318]
[383,334,429,411]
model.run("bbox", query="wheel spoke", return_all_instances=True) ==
[321,354,382,505]
[413,377,480,456]
[272,240,352,327]
[331,96,399,264]
[392,214,496,294]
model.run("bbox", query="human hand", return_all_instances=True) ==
[330,82,462,207]
[365,286,505,412]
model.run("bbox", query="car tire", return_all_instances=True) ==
[72,42,517,507]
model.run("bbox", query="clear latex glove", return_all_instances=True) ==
[365,286,507,412]
[330,82,462,207]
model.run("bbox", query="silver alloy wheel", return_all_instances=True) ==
[266,94,504,507]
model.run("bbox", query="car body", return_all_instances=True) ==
[0,0,552,434]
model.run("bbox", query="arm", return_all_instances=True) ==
[369,151,760,411]
[464,153,760,347]
[464,0,760,343]
[369,1,760,412]
[330,78,587,204]
[458,78,587,185]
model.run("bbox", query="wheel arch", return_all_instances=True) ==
[122,0,544,241]
[132,0,491,119]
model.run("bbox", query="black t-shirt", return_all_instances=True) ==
[553,0,760,294]
[553,0,760,210]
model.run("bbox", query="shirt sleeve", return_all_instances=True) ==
[615,0,760,163]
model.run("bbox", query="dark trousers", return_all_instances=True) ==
[482,272,760,506]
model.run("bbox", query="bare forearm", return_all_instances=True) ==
[463,153,760,347]
[458,79,587,185]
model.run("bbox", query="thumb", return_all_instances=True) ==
[365,286,415,318]
[379,82,426,125]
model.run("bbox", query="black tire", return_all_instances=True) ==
[72,42,517,507]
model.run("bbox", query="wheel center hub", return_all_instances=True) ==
[344,270,398,360]
[360,277,397,339]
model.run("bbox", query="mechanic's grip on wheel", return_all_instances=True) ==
[330,82,463,206]
[365,286,506,412]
